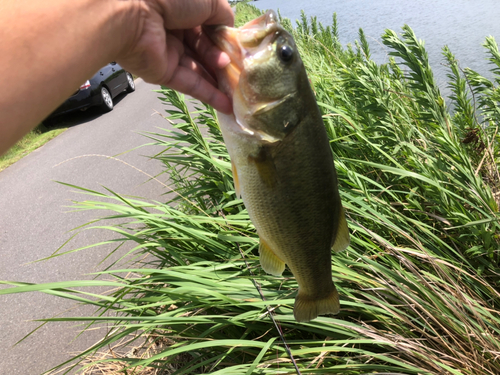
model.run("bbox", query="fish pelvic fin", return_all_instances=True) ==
[331,206,350,253]
[231,161,241,198]
[259,238,285,276]
[294,286,340,322]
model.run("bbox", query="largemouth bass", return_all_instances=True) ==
[207,10,350,322]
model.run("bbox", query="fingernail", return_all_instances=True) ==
[219,52,231,68]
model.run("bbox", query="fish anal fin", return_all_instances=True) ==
[231,161,241,198]
[259,238,285,276]
[248,147,277,188]
[294,286,340,322]
[331,206,350,253]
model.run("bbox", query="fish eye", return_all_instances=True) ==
[278,45,294,63]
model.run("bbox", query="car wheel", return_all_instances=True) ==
[126,73,135,93]
[101,87,113,112]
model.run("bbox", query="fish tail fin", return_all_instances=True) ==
[294,286,340,322]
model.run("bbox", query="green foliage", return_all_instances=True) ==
[358,28,371,60]
[234,2,262,27]
[2,4,500,374]
[0,123,66,171]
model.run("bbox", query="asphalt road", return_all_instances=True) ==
[0,79,174,374]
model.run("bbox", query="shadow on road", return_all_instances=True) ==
[43,91,130,129]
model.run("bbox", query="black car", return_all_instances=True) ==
[48,62,135,118]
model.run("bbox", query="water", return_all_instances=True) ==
[252,0,500,94]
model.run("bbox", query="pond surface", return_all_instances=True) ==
[252,0,500,91]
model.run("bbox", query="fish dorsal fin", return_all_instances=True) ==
[259,238,285,276]
[248,147,277,188]
[331,206,350,253]
[231,161,241,198]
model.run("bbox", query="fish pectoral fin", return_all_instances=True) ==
[294,286,340,322]
[248,147,278,188]
[331,206,350,253]
[231,161,241,198]
[259,238,285,276]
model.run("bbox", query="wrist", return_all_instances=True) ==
[105,0,146,60]
[110,0,150,62]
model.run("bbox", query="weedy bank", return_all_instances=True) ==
[0,123,66,172]
[1,3,500,374]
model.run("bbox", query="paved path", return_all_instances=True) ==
[0,79,173,374]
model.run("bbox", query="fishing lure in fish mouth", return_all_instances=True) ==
[206,9,350,322]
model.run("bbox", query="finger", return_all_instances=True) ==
[185,27,231,69]
[169,29,184,43]
[162,0,234,30]
[179,50,218,87]
[164,65,232,114]
[119,28,183,84]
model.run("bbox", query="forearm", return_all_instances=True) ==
[0,0,138,155]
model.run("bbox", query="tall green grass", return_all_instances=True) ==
[0,123,66,171]
[1,4,500,374]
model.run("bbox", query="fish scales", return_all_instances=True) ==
[207,10,350,322]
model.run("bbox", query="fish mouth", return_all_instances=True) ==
[206,9,279,62]
[205,10,287,143]
[204,10,280,97]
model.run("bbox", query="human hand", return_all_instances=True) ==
[116,0,234,114]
